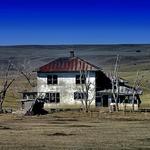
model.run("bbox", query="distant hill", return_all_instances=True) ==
[0,44,150,72]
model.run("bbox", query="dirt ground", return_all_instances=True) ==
[0,110,150,150]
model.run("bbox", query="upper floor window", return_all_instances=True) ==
[47,75,58,85]
[76,75,86,84]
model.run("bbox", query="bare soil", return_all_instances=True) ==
[0,110,150,150]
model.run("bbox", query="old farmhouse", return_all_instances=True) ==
[36,51,111,109]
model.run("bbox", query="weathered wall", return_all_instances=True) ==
[37,72,96,108]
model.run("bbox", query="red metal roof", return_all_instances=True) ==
[38,57,100,72]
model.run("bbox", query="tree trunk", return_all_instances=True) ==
[85,99,88,113]
[132,92,135,111]
[0,102,3,113]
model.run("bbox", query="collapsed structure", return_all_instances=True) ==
[97,78,142,110]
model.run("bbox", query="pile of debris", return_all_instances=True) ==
[25,99,48,115]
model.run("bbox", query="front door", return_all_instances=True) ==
[102,95,108,107]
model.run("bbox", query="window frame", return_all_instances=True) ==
[47,75,58,85]
[76,75,86,84]
[45,92,60,103]
[74,92,87,100]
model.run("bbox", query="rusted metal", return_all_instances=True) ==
[38,57,100,72]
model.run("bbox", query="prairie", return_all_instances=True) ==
[0,45,149,149]
[0,111,150,149]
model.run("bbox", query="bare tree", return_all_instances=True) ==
[0,58,36,113]
[15,58,36,88]
[9,58,36,104]
[77,70,95,112]
[111,55,120,111]
[132,71,143,111]
[0,61,16,113]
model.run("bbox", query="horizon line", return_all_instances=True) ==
[0,43,150,47]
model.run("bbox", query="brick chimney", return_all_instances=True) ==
[70,50,75,57]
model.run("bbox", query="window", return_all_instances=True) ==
[74,92,87,100]
[76,75,86,84]
[119,82,124,86]
[45,93,60,103]
[21,102,25,109]
[47,75,58,84]
[23,92,37,99]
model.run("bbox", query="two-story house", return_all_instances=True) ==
[36,51,111,108]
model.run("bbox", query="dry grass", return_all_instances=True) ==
[0,48,149,149]
[0,111,150,149]
[119,70,150,108]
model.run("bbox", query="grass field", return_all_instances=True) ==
[0,110,150,149]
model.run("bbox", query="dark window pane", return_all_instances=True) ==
[119,82,124,86]
[76,75,80,84]
[81,75,86,84]
[74,92,78,99]
[81,93,83,99]
[76,75,86,84]
[47,75,52,84]
[79,93,83,99]
[74,92,87,100]
[56,93,60,103]
[49,93,55,102]
[53,75,58,84]
[22,102,25,109]
[23,93,27,99]
[45,93,49,102]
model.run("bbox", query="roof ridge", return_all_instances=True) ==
[38,55,101,72]
[75,56,101,70]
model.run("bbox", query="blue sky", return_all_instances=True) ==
[0,0,150,45]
